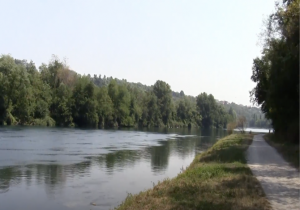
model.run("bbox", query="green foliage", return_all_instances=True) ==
[176,96,201,127]
[145,92,162,127]
[220,102,271,128]
[96,87,114,127]
[196,93,227,128]
[72,77,98,127]
[153,80,173,125]
[114,134,270,210]
[0,55,35,124]
[0,54,240,129]
[32,116,56,126]
[250,0,299,142]
[51,83,73,126]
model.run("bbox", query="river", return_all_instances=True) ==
[234,127,271,133]
[0,127,227,210]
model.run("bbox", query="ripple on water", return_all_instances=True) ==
[0,127,228,210]
[49,147,65,152]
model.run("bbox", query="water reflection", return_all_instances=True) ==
[0,127,227,210]
[0,167,22,193]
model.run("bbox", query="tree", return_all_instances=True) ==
[196,93,214,127]
[176,97,198,126]
[0,55,35,124]
[228,107,236,121]
[72,77,98,127]
[153,80,173,126]
[145,92,161,127]
[108,80,131,126]
[250,0,299,142]
[179,90,185,97]
[96,87,114,127]
[51,83,73,126]
[196,93,228,128]
[236,116,247,133]
[0,54,238,129]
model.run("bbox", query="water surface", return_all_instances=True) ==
[0,127,227,210]
[234,127,271,133]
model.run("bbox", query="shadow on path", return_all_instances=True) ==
[247,134,300,210]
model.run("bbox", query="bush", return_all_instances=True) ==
[32,116,56,126]
[226,121,237,134]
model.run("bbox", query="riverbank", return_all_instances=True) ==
[114,134,271,210]
[264,133,299,170]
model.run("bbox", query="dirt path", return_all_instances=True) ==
[247,134,300,210]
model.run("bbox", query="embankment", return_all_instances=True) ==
[114,134,270,210]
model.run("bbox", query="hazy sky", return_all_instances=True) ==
[1,0,276,105]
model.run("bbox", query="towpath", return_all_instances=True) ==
[247,134,300,210]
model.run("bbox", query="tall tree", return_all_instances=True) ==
[96,87,114,127]
[0,55,35,124]
[196,93,226,128]
[153,80,173,126]
[250,0,299,142]
[72,77,98,127]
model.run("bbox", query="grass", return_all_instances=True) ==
[114,134,271,210]
[264,133,299,170]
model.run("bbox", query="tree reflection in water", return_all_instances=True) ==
[0,127,227,208]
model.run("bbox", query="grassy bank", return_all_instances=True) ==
[114,134,270,210]
[264,133,299,170]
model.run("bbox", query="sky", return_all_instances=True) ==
[0,0,276,106]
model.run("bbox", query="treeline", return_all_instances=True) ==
[85,74,271,129]
[0,55,232,128]
[90,74,196,103]
[220,102,272,128]
[250,0,299,142]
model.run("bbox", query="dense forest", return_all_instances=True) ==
[0,55,232,128]
[250,0,299,142]
[0,54,270,129]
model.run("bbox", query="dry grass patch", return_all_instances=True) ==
[114,134,271,210]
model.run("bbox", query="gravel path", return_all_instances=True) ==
[247,134,300,210]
